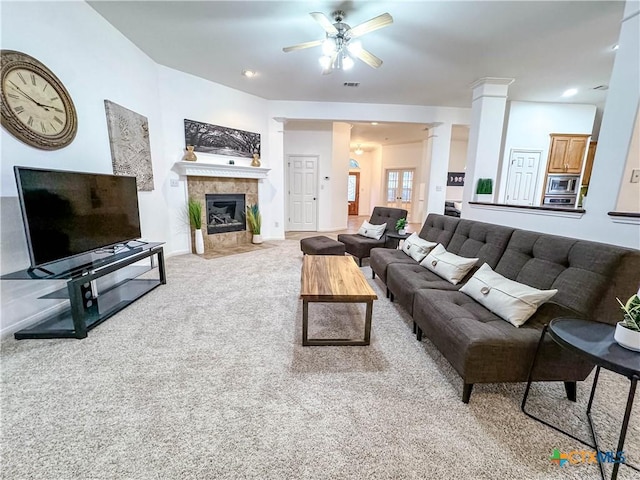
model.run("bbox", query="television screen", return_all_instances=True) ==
[14,166,142,268]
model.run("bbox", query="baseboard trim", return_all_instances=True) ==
[0,301,68,340]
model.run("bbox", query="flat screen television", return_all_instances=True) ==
[14,166,142,269]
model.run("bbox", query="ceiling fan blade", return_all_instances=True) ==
[282,40,323,53]
[355,48,383,68]
[348,13,393,38]
[310,12,338,35]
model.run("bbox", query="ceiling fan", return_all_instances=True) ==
[283,10,393,74]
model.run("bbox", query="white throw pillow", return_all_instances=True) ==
[460,263,558,327]
[357,221,386,240]
[419,244,478,285]
[402,233,438,262]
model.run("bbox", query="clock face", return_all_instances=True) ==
[0,50,77,150]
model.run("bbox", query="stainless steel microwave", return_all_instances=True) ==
[546,174,579,195]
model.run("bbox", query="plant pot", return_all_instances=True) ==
[252,234,263,244]
[194,228,205,255]
[475,193,493,203]
[614,322,640,352]
[398,229,406,235]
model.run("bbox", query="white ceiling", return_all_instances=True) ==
[88,0,624,145]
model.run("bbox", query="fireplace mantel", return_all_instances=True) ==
[175,161,270,179]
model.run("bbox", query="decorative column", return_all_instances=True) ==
[462,77,514,206]
[424,123,453,217]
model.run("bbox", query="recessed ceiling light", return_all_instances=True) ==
[562,88,578,97]
[612,44,620,51]
[242,70,256,78]
[371,122,379,125]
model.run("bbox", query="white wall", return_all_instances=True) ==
[616,105,640,212]
[0,1,166,336]
[498,102,596,204]
[331,123,351,229]
[351,151,373,215]
[447,139,468,201]
[156,66,271,253]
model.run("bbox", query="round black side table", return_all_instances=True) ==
[521,317,640,480]
[385,231,411,249]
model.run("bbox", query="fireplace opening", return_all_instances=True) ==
[205,193,246,234]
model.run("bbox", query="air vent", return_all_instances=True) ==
[593,85,609,91]
[343,82,360,87]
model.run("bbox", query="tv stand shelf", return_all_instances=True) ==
[5,242,166,340]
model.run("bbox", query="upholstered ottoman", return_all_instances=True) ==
[300,236,345,256]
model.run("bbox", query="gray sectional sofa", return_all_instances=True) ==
[370,214,640,403]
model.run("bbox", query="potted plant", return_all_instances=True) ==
[188,198,205,254]
[396,218,408,235]
[246,203,262,244]
[614,290,640,351]
[475,178,493,202]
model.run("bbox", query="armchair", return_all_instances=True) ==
[338,207,408,266]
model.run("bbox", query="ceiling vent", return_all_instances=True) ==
[593,85,609,90]
[344,82,360,87]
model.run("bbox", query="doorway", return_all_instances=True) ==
[348,172,360,215]
[288,155,318,231]
[385,169,414,219]
[505,150,542,206]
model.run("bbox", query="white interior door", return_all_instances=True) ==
[288,155,318,231]
[386,169,414,219]
[505,150,541,206]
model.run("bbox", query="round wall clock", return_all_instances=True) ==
[0,50,78,150]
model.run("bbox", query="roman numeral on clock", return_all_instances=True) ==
[27,116,34,126]
[40,122,46,133]
[14,106,24,114]
[53,116,63,125]
[30,73,36,86]
[8,93,20,100]
[17,72,27,84]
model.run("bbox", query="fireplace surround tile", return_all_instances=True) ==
[187,176,258,253]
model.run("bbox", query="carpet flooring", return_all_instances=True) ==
[1,239,638,479]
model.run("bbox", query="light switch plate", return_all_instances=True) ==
[170,179,179,187]
[631,169,640,183]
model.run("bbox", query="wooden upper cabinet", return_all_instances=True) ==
[547,134,590,173]
[582,141,597,185]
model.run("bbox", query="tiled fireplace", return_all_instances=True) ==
[177,161,270,254]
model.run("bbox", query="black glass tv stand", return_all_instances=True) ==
[3,242,166,339]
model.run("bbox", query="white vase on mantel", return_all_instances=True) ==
[252,234,263,244]
[194,228,205,254]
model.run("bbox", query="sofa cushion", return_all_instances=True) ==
[412,289,594,384]
[357,220,386,240]
[460,263,558,327]
[402,233,437,262]
[370,248,417,283]
[418,214,460,247]
[387,263,460,314]
[494,230,637,322]
[369,207,408,234]
[420,244,479,285]
[446,219,514,269]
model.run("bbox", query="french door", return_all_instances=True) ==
[386,169,414,219]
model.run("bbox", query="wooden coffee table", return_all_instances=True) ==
[300,255,378,346]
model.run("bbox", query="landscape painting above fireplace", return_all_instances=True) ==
[184,119,260,158]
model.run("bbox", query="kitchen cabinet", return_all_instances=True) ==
[582,141,597,185]
[547,134,590,173]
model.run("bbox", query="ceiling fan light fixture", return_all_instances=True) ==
[242,70,256,78]
[347,40,362,55]
[319,55,332,69]
[322,38,336,55]
[355,144,364,155]
[342,55,354,70]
